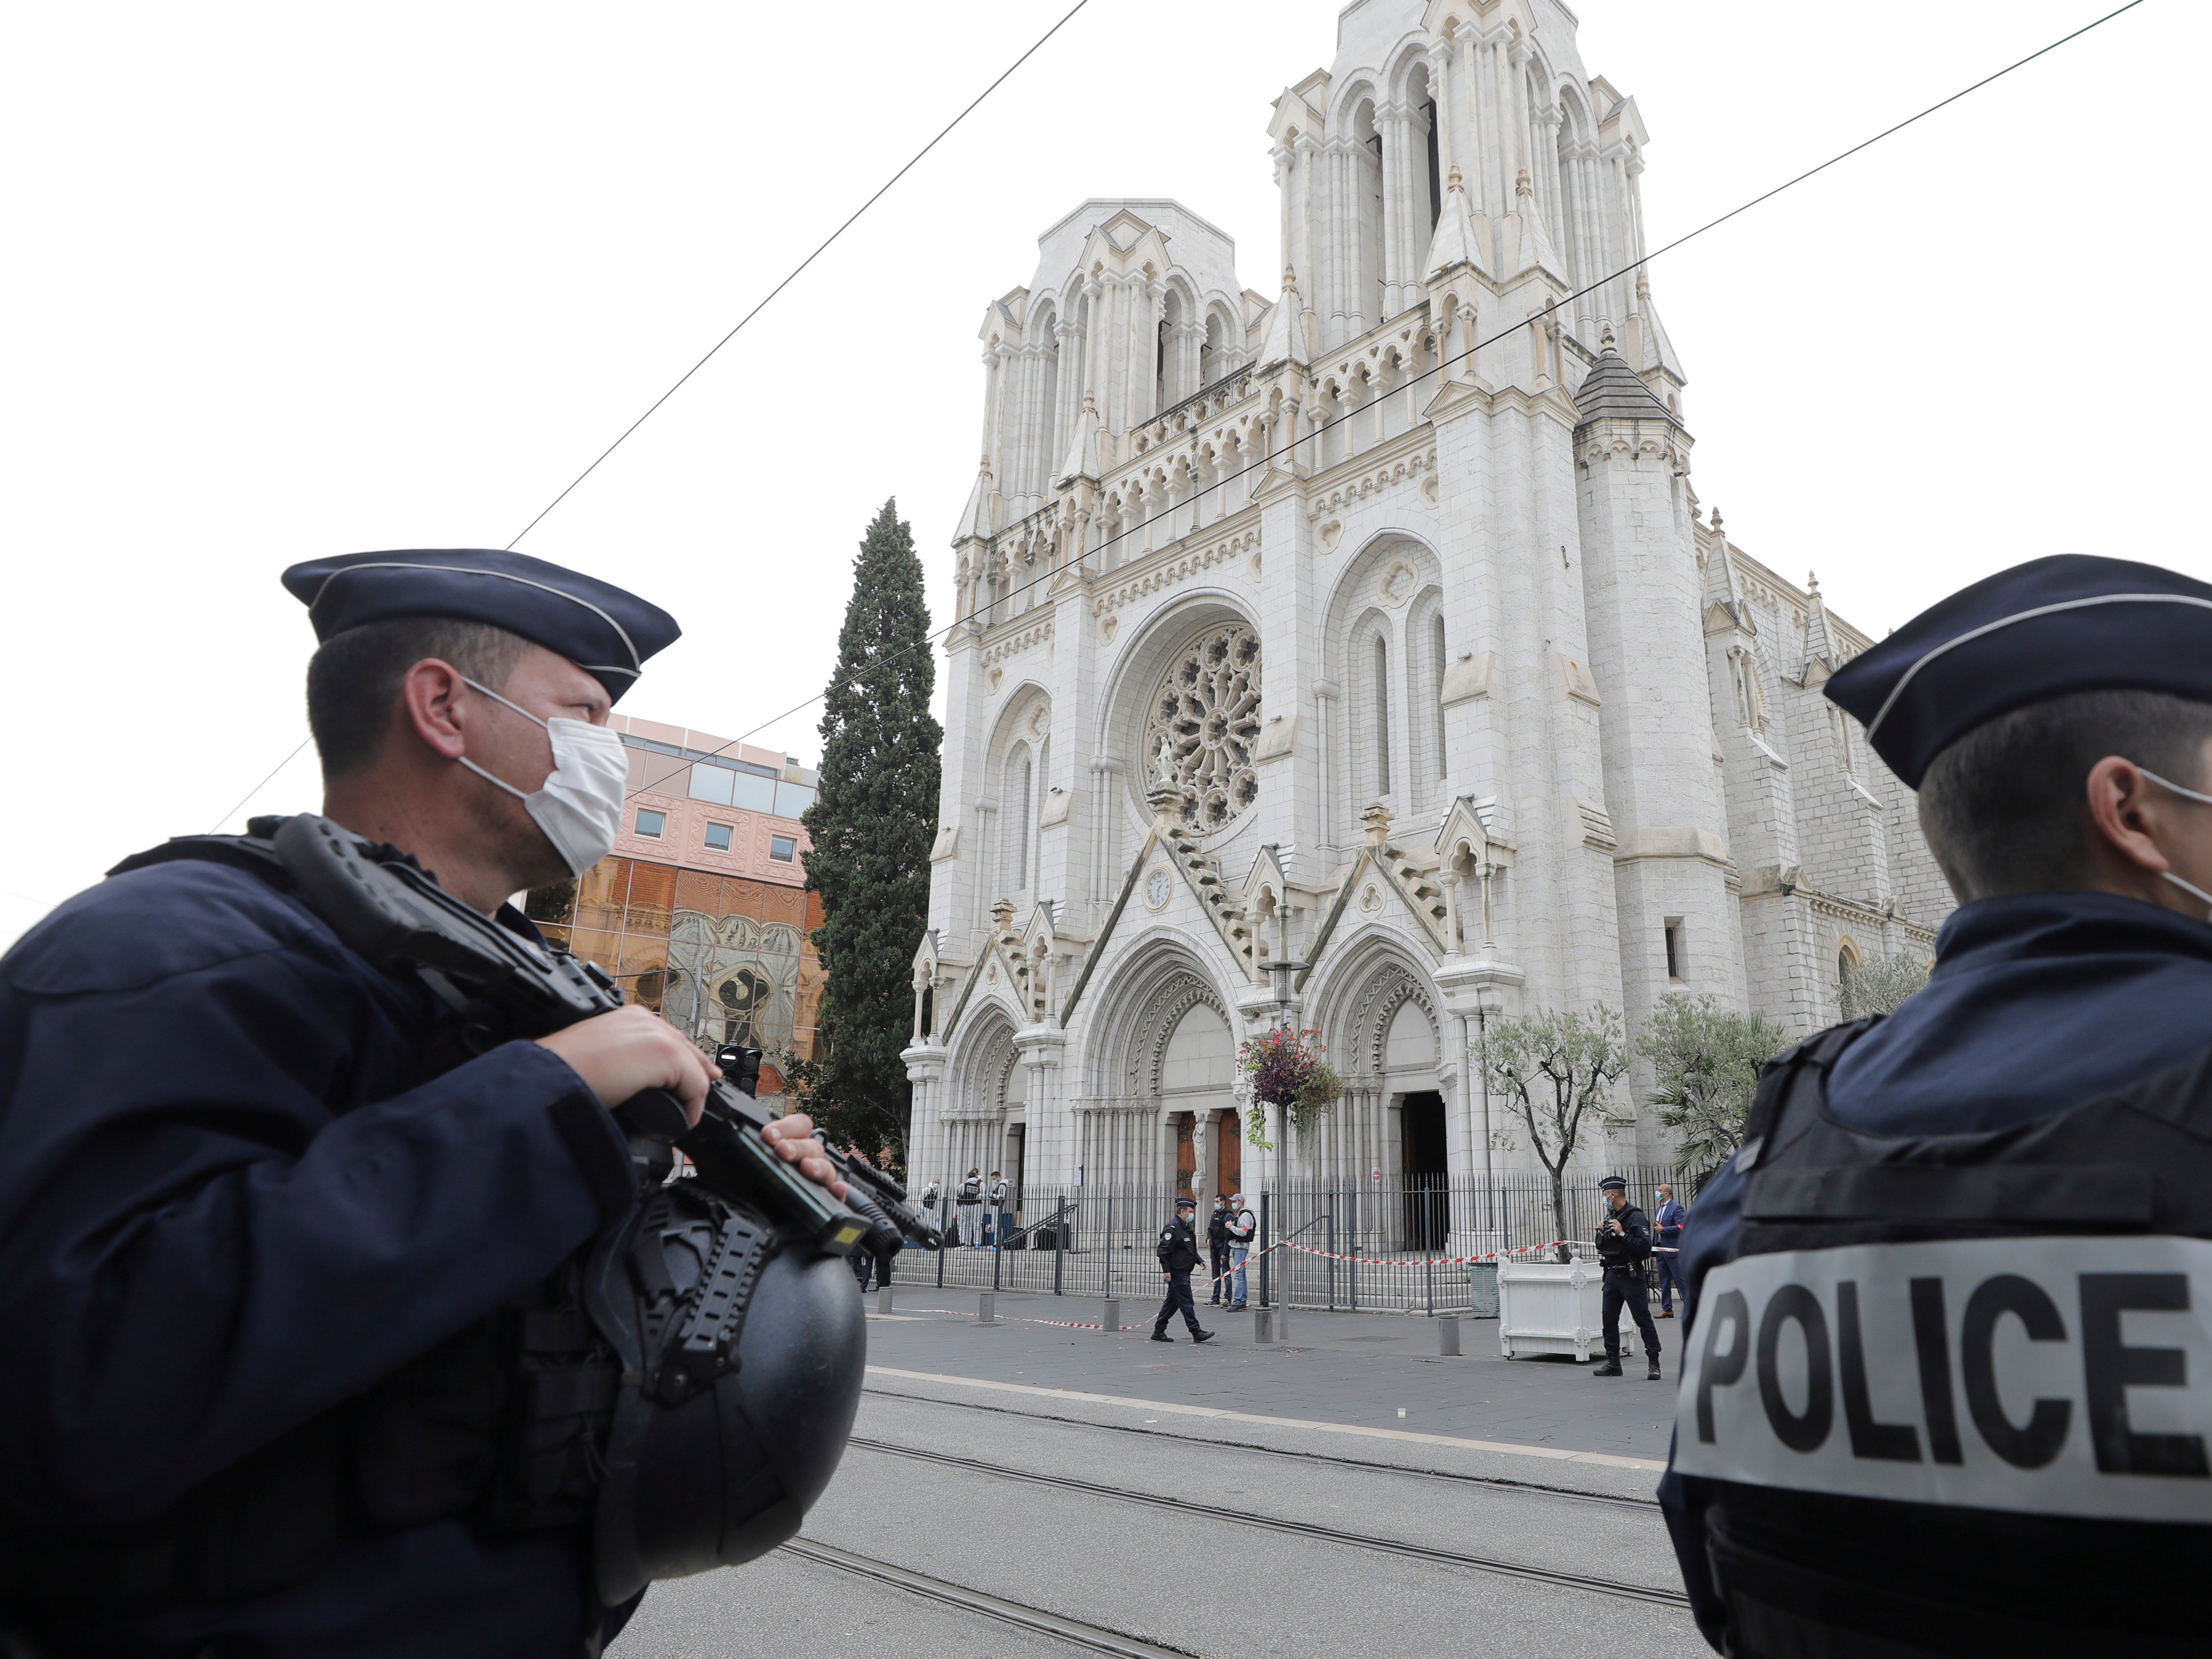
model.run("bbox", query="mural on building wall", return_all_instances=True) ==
[528,856,823,1087]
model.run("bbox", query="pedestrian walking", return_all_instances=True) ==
[1651,1183,1687,1317]
[1224,1191,1256,1310]
[1205,1195,1232,1304]
[1149,1197,1214,1344]
[1590,1174,1662,1379]
[956,1167,983,1246]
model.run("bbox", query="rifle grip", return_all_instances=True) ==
[615,1087,691,1143]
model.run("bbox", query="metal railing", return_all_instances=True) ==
[888,1165,1708,1313]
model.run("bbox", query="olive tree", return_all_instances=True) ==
[1482,1006,1630,1249]
[1839,951,1931,1021]
[1638,994,1792,1169]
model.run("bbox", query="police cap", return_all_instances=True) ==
[280,548,681,705]
[1599,1175,1627,1193]
[1175,1195,1197,1211]
[1824,554,2212,789]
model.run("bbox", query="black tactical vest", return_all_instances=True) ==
[1676,1018,2212,1657]
[0,830,863,1614]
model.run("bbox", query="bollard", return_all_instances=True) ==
[1254,1306,1274,1344]
[977,1291,995,1325]
[1438,1315,1461,1357]
[1101,1297,1120,1334]
[876,1286,894,1315]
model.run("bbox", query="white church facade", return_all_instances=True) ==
[903,0,1951,1208]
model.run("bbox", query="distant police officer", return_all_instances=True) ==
[0,550,847,1657]
[1662,555,2212,1657]
[1150,1198,1215,1345]
[1592,1175,1662,1380]
[1206,1194,1233,1305]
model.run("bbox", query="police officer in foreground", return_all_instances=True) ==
[0,549,848,1657]
[1592,1175,1662,1379]
[1663,555,2212,1657]
[1150,1198,1215,1345]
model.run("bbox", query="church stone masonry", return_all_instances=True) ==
[903,0,1950,1216]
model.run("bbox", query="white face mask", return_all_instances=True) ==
[2132,767,2212,917]
[457,677,628,877]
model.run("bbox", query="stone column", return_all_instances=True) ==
[1535,105,1568,286]
[1079,278,1106,435]
[1374,101,1407,317]
[1427,41,1457,198]
[1055,317,1085,471]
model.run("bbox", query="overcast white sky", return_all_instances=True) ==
[1,0,2196,948]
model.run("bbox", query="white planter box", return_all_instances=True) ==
[1497,1257,1604,1361]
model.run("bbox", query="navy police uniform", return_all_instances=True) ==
[0,551,680,1657]
[1662,557,2212,1657]
[1593,1178,1662,1375]
[1151,1203,1211,1342]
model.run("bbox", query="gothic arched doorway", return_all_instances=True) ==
[1399,1090,1447,1249]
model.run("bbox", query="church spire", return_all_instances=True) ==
[1802,571,1839,683]
[1255,265,1308,371]
[1054,390,1100,488]
[1511,167,1566,283]
[954,455,993,544]
[1703,506,1746,621]
[1423,165,1489,281]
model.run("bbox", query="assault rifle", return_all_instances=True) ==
[715,1045,942,1255]
[268,814,886,1255]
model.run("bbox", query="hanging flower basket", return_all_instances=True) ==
[1236,1027,1342,1147]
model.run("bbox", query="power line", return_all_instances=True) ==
[211,737,312,834]
[619,0,2148,808]
[505,0,1093,551]
[207,0,2147,830]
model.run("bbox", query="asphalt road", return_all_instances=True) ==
[617,1292,1705,1659]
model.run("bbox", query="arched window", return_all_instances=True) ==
[1423,97,1441,231]
[1430,611,1447,780]
[1372,632,1393,798]
[1034,306,1061,498]
[1015,752,1033,888]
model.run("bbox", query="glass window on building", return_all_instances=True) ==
[769,835,797,863]
[730,773,777,815]
[636,808,665,838]
[774,782,816,818]
[704,822,732,851]
[687,764,735,807]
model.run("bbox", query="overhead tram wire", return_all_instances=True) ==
[202,0,1092,837]
[503,0,1093,552]
[618,0,2149,809]
[209,738,313,834]
[199,0,2148,830]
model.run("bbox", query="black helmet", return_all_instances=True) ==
[584,1178,865,1605]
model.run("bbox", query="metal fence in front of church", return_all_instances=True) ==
[894,1165,1709,1314]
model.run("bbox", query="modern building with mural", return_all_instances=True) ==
[903,0,1952,1219]
[527,714,825,1102]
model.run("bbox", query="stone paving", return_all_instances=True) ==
[861,1284,1681,1464]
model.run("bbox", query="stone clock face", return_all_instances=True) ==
[1145,868,1173,910]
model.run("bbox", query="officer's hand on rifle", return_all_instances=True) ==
[537,1006,715,1127]
[762,1116,849,1202]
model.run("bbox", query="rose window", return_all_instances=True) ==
[1143,623,1262,830]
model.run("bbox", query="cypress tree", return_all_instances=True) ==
[799,498,941,1153]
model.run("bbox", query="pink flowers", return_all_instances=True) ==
[1237,1028,1342,1145]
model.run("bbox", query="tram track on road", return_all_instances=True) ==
[779,1537,1199,1658]
[846,1435,1691,1610]
[864,1385,1659,1512]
